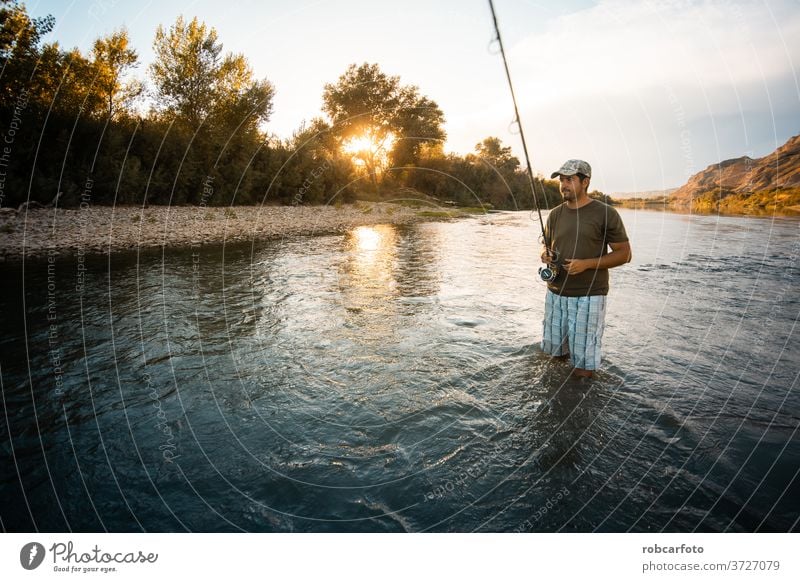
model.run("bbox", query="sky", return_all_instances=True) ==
[25,0,800,194]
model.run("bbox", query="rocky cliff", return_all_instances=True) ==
[670,135,800,212]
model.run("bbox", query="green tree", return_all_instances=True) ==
[0,0,54,106]
[322,62,445,192]
[391,88,446,169]
[92,28,142,119]
[150,16,274,131]
[474,137,519,172]
[463,137,521,208]
[288,118,356,204]
[149,16,275,205]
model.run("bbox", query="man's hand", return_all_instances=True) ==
[563,258,590,275]
[562,243,632,275]
[540,248,556,264]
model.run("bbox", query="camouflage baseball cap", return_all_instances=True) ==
[551,159,591,179]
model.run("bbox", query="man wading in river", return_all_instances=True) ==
[540,159,632,379]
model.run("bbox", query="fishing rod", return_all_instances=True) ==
[488,0,559,282]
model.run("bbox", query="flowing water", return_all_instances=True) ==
[1,209,798,532]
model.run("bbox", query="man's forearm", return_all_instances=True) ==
[588,248,631,270]
[553,241,632,275]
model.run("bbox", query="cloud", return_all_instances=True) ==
[512,0,800,107]
[486,0,800,191]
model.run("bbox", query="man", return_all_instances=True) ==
[540,159,631,378]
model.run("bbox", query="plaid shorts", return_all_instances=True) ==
[541,290,607,370]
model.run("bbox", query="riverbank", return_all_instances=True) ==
[615,201,800,216]
[0,202,468,261]
[614,187,800,216]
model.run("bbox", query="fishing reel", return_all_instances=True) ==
[538,244,561,283]
[539,263,560,283]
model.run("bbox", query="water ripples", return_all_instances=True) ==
[1,210,798,531]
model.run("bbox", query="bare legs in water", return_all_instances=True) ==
[552,353,594,379]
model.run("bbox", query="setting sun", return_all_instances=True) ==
[343,135,375,155]
[342,130,395,166]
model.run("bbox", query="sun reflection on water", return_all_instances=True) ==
[353,225,384,253]
[345,225,397,287]
[339,225,400,328]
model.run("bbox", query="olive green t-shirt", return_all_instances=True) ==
[544,200,628,296]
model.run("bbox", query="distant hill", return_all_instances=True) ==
[670,134,800,213]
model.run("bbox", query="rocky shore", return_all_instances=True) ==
[0,202,454,261]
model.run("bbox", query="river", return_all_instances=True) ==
[1,208,798,532]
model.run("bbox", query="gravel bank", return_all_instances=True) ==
[0,202,451,261]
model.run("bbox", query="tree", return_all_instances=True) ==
[150,16,274,132]
[0,0,51,58]
[0,0,54,106]
[458,137,523,208]
[322,62,445,191]
[148,16,275,205]
[391,88,446,168]
[19,42,106,117]
[91,28,142,119]
[474,137,519,172]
